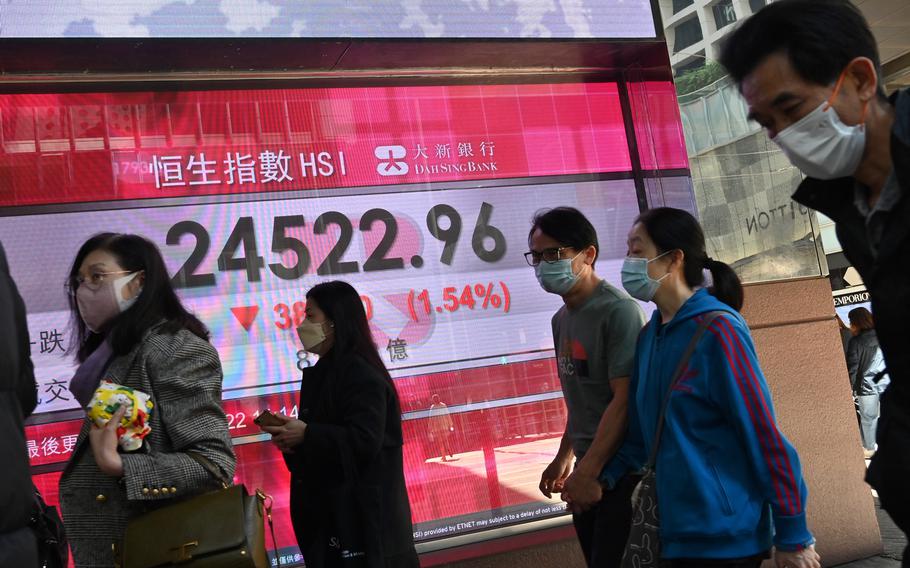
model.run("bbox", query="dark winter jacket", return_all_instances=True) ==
[0,242,39,566]
[793,88,910,410]
[285,353,418,568]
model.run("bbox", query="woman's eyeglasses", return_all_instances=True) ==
[65,270,131,296]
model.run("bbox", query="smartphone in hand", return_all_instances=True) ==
[253,409,285,429]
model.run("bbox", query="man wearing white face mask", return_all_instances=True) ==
[721,0,910,560]
[526,207,645,567]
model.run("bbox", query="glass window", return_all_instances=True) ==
[673,0,695,14]
[690,130,825,283]
[673,17,703,53]
[627,81,690,171]
[749,0,767,13]
[676,72,826,283]
[712,0,738,31]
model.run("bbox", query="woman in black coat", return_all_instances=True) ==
[263,281,419,568]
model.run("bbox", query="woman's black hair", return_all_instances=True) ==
[528,207,600,267]
[67,233,209,362]
[306,280,397,388]
[635,207,744,311]
[848,307,875,332]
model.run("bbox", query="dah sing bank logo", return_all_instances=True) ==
[374,141,498,177]
[375,145,409,176]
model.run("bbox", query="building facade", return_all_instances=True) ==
[659,0,768,76]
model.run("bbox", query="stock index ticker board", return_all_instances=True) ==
[1,81,688,559]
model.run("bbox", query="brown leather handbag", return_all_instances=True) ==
[118,453,279,568]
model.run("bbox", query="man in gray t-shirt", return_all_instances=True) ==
[527,207,644,568]
[552,280,644,458]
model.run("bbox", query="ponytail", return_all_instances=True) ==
[705,258,744,312]
[635,207,745,312]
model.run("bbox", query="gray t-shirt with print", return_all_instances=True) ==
[551,280,645,458]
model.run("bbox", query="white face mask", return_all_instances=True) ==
[296,319,332,352]
[76,272,141,333]
[620,251,672,302]
[772,101,866,180]
[534,251,585,296]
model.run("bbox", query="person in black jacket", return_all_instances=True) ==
[721,1,910,559]
[0,241,39,568]
[263,280,419,568]
[846,308,889,458]
[837,315,853,357]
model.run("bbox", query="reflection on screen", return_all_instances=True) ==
[0,1,656,39]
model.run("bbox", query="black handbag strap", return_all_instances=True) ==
[645,311,725,469]
[186,451,231,488]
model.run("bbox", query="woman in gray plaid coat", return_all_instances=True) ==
[58,233,236,568]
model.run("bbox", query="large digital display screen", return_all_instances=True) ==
[2,81,687,565]
[0,1,657,39]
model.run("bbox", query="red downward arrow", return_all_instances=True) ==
[230,306,260,331]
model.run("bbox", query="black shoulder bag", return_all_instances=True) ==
[30,486,68,568]
[620,311,724,568]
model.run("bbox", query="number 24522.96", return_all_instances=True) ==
[165,203,506,288]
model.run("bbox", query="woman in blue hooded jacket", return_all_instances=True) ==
[612,207,820,568]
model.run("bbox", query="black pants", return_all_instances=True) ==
[659,554,767,568]
[572,474,638,567]
[867,387,910,568]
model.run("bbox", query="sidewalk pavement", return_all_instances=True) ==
[833,498,905,568]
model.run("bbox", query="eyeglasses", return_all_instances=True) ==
[65,270,132,296]
[524,247,570,267]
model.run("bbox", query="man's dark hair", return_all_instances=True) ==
[720,0,880,89]
[528,207,599,267]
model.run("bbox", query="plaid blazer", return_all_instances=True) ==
[59,324,236,568]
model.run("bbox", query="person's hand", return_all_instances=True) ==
[89,406,126,477]
[775,545,821,568]
[262,414,307,453]
[562,468,603,513]
[539,456,572,498]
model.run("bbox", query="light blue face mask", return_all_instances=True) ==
[621,251,671,302]
[535,251,584,296]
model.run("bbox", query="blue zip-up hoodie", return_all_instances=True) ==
[610,289,814,559]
